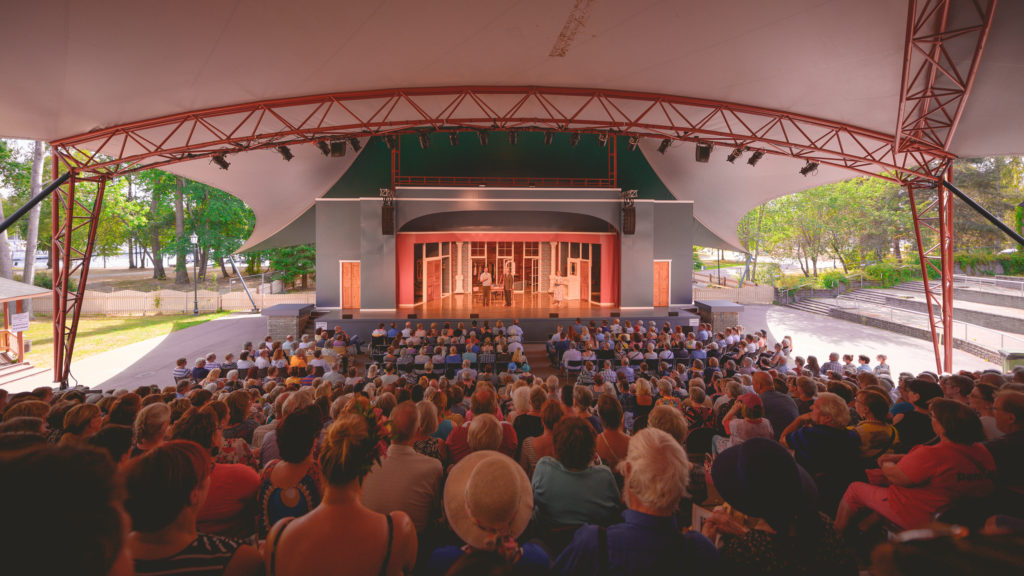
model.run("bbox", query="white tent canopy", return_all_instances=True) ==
[2,0,1022,250]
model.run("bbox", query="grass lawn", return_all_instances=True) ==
[18,312,230,368]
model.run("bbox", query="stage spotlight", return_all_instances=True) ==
[276,146,294,161]
[544,131,554,146]
[329,139,346,157]
[598,133,608,147]
[627,136,640,151]
[799,161,819,176]
[384,135,396,150]
[478,130,488,146]
[695,142,713,163]
[658,139,671,155]
[419,132,431,149]
[349,137,362,152]
[449,131,458,146]
[726,147,743,163]
[747,150,764,166]
[315,140,331,156]
[212,154,230,170]
[569,132,580,147]
[508,130,518,145]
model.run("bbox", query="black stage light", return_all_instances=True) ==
[747,150,764,166]
[569,132,580,147]
[627,136,640,151]
[695,142,713,163]
[316,140,331,156]
[212,154,230,170]
[726,147,743,163]
[349,137,362,152]
[800,161,819,176]
[508,130,518,145]
[449,131,458,146]
[419,132,431,149]
[276,146,294,161]
[384,135,396,150]
[658,139,671,155]
[478,130,488,146]
[544,131,554,146]
[598,133,608,147]
[329,140,347,157]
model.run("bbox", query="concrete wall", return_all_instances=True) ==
[653,201,694,305]
[884,296,1024,335]
[315,199,363,308]
[621,202,654,307]
[359,199,397,309]
[951,287,1024,310]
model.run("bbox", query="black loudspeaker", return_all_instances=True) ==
[549,313,559,318]
[622,205,636,235]
[668,311,679,317]
[382,204,395,235]
[407,314,417,319]
[611,312,620,317]
[342,314,353,319]
[470,313,479,318]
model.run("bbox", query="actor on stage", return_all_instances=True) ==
[480,267,492,305]
[503,262,514,307]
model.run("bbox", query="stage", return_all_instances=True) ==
[301,293,701,343]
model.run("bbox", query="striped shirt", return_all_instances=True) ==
[134,533,241,576]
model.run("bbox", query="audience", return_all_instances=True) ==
[3,320,1022,575]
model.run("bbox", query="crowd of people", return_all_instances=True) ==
[1,319,1022,575]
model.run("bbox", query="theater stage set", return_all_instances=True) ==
[262,132,704,340]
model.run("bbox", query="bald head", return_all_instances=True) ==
[752,371,773,394]
[390,401,420,444]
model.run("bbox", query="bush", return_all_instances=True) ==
[817,270,849,289]
[997,251,1024,276]
[753,262,781,286]
[32,272,78,292]
[864,262,919,287]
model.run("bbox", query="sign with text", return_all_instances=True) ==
[11,312,30,333]
[315,321,328,331]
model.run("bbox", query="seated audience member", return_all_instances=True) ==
[467,414,503,453]
[264,410,417,576]
[793,376,817,414]
[647,405,689,447]
[0,444,134,576]
[531,417,621,552]
[445,387,517,463]
[362,401,443,534]
[704,438,857,576]
[595,393,631,472]
[512,386,545,457]
[428,451,549,574]
[985,390,1024,517]
[261,391,313,468]
[519,399,564,477]
[654,378,683,410]
[714,393,773,455]
[753,371,798,440]
[836,399,996,532]
[895,379,943,451]
[683,385,713,431]
[222,390,259,445]
[132,402,171,458]
[555,428,719,574]
[851,389,898,466]
[781,392,863,514]
[256,404,324,540]
[631,378,655,433]
[125,440,262,576]
[204,401,257,469]
[59,403,103,445]
[171,407,260,538]
[89,425,134,470]
[412,400,450,468]
[573,385,603,433]
[969,382,1003,440]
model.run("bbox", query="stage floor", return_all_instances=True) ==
[412,292,603,318]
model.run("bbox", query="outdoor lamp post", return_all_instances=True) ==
[190,233,199,316]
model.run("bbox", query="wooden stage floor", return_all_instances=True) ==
[411,292,604,319]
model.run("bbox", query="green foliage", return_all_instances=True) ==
[754,262,781,285]
[955,250,1024,276]
[864,262,919,287]
[32,272,77,292]
[817,270,849,289]
[268,245,316,288]
[693,247,704,270]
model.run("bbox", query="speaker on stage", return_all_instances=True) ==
[382,204,395,235]
[622,205,635,235]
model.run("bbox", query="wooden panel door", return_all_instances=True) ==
[579,260,590,301]
[653,261,669,306]
[427,260,442,301]
[341,261,360,309]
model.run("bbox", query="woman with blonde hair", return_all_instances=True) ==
[265,410,417,576]
[60,403,103,445]
[132,402,171,458]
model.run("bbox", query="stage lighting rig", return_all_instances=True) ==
[478,130,488,146]
[419,132,431,149]
[349,137,362,152]
[726,147,743,163]
[799,161,819,176]
[544,131,554,146]
[316,140,331,156]
[658,139,671,154]
[449,131,459,146]
[508,130,518,145]
[383,135,396,150]
[212,154,230,170]
[695,142,713,163]
[627,136,640,151]
[276,146,294,161]
[747,150,764,166]
[569,132,580,147]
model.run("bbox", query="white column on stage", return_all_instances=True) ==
[549,241,558,293]
[455,242,464,294]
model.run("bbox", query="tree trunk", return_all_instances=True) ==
[23,140,45,316]
[199,246,209,281]
[150,190,165,279]
[128,236,136,269]
[893,237,902,262]
[0,203,13,279]
[218,256,230,279]
[174,178,189,284]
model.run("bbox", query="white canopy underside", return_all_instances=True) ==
[2,0,1022,251]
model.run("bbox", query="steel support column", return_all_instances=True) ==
[907,179,954,374]
[51,161,107,388]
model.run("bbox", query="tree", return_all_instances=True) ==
[269,245,316,289]
[23,141,45,315]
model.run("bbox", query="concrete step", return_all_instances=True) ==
[0,363,48,388]
[785,300,834,316]
[844,289,889,304]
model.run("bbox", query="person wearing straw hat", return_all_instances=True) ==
[426,450,549,574]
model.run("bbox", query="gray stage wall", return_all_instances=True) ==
[313,189,693,309]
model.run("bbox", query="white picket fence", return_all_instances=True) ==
[29,290,315,316]
[693,285,775,305]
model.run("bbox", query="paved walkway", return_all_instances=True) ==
[5,313,268,394]
[4,305,1003,394]
[741,305,999,375]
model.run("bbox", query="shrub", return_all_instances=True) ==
[32,272,78,292]
[817,270,849,289]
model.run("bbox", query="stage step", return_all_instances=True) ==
[0,362,48,389]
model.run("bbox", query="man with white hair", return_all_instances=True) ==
[553,428,718,573]
[362,401,443,533]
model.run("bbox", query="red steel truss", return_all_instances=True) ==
[52,86,952,184]
[897,0,996,372]
[43,2,998,385]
